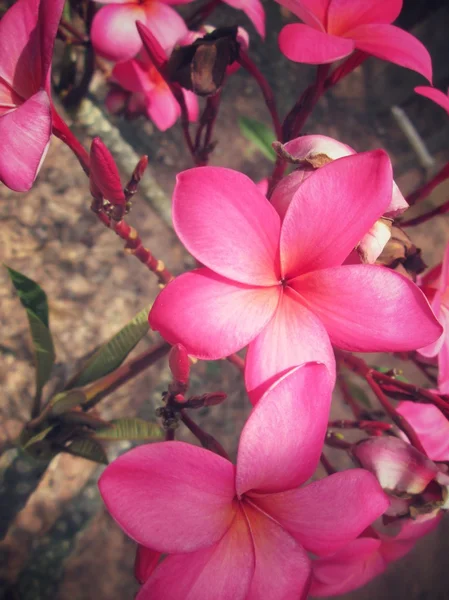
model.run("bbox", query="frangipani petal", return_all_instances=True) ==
[224,0,265,37]
[347,24,432,83]
[327,0,403,36]
[282,134,354,161]
[276,0,328,29]
[280,151,393,278]
[244,502,312,600]
[397,402,449,462]
[291,265,443,351]
[146,86,181,131]
[353,437,439,495]
[237,363,333,496]
[255,470,389,556]
[112,59,151,94]
[134,546,162,584]
[38,0,66,78]
[149,269,280,360]
[311,537,385,597]
[244,288,335,403]
[415,86,449,115]
[139,507,254,600]
[143,1,188,53]
[91,4,146,62]
[99,441,236,554]
[173,168,281,285]
[0,90,51,192]
[279,23,354,64]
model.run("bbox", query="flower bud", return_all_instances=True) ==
[89,138,126,207]
[169,344,190,384]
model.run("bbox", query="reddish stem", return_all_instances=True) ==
[180,410,229,460]
[51,107,90,175]
[328,419,392,432]
[320,453,337,475]
[400,197,449,227]
[337,370,362,418]
[226,353,244,372]
[406,160,449,206]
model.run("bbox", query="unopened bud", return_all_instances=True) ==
[90,137,126,208]
[169,344,190,384]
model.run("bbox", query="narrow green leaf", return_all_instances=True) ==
[65,438,108,464]
[6,267,55,396]
[49,390,87,416]
[238,117,276,161]
[347,382,372,409]
[67,305,151,388]
[94,418,163,441]
[22,426,55,450]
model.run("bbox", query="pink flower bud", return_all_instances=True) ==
[169,344,190,384]
[89,138,125,206]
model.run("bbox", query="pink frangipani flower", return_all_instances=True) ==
[418,242,449,393]
[110,50,198,131]
[415,86,449,116]
[396,402,449,462]
[149,152,441,402]
[276,0,432,82]
[0,0,65,192]
[271,135,408,263]
[100,363,389,599]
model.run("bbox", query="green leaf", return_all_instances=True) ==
[64,438,108,464]
[49,390,87,416]
[22,425,55,450]
[7,267,55,396]
[238,117,276,161]
[67,305,151,388]
[347,382,372,409]
[94,418,163,441]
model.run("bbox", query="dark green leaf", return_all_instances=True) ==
[238,117,276,161]
[67,305,151,388]
[64,438,108,464]
[49,390,87,416]
[94,418,163,441]
[6,266,55,397]
[22,425,55,450]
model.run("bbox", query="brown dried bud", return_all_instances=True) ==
[376,225,427,280]
[167,27,240,97]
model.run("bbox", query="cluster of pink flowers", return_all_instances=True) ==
[2,0,449,598]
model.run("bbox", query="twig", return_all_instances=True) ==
[226,353,244,372]
[180,410,229,460]
[406,160,449,206]
[400,197,449,227]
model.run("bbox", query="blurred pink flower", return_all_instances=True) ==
[0,0,64,191]
[311,516,441,597]
[271,135,408,263]
[276,0,432,81]
[109,50,198,130]
[418,242,449,392]
[149,152,441,401]
[397,402,449,462]
[100,364,388,599]
[415,86,449,116]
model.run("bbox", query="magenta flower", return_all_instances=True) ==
[311,516,441,597]
[100,364,389,599]
[0,0,64,192]
[276,0,432,81]
[418,242,449,393]
[110,51,198,130]
[149,152,441,401]
[397,402,449,462]
[91,0,265,63]
[271,135,408,263]
[415,86,449,116]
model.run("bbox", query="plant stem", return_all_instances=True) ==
[51,107,90,174]
[180,410,229,459]
[406,160,449,206]
[400,197,449,227]
[337,370,362,418]
[226,353,245,372]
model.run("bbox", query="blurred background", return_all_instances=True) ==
[1,0,449,598]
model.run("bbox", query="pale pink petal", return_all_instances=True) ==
[139,507,254,600]
[149,269,280,359]
[243,502,312,600]
[396,402,449,461]
[134,546,162,584]
[279,24,354,64]
[256,178,269,196]
[311,538,385,597]
[347,24,432,83]
[244,288,335,403]
[146,86,181,131]
[353,437,439,495]
[327,0,403,36]
[415,86,449,115]
[276,0,328,29]
[255,470,389,556]
[418,298,447,358]
[173,168,281,285]
[183,89,199,122]
[0,90,51,192]
[237,363,333,496]
[280,151,393,278]
[224,0,265,37]
[438,312,449,393]
[282,134,354,160]
[271,170,311,220]
[99,441,236,553]
[357,219,392,264]
[91,5,146,62]
[388,182,408,217]
[291,265,443,351]
[143,2,188,53]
